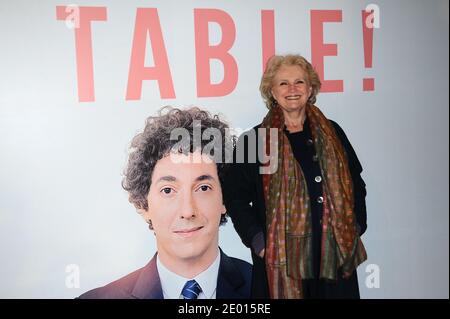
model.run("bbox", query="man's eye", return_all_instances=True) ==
[161,187,173,194]
[198,185,211,192]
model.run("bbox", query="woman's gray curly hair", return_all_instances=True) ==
[122,106,234,220]
[260,54,322,109]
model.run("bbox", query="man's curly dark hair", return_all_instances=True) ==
[122,106,234,226]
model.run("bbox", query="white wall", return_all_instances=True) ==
[0,0,448,298]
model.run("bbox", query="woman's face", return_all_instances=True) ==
[271,64,312,114]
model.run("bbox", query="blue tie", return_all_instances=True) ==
[181,279,202,299]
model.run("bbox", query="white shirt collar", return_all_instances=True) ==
[156,249,221,299]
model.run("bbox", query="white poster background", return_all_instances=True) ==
[0,0,448,298]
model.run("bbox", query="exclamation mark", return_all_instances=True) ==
[362,10,375,91]
[261,10,275,72]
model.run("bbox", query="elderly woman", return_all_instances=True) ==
[225,55,367,299]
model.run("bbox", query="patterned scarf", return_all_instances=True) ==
[261,104,367,299]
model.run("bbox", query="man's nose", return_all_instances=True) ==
[179,192,196,219]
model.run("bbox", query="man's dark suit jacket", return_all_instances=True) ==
[78,249,252,299]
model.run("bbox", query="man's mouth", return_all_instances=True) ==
[173,226,204,237]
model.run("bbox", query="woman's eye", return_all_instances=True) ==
[280,82,287,86]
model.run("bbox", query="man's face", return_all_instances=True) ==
[142,151,225,267]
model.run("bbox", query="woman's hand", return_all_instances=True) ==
[258,248,265,258]
[342,271,352,279]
